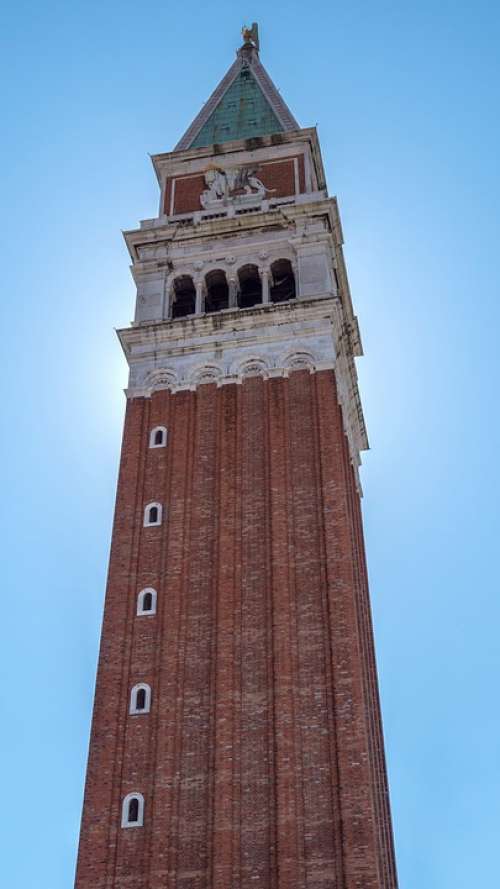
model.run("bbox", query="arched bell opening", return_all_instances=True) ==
[237,264,262,309]
[171,276,196,318]
[205,269,229,313]
[270,259,296,303]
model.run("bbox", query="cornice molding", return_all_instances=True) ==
[118,297,368,485]
[151,128,325,189]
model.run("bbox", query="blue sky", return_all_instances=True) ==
[1,2,499,886]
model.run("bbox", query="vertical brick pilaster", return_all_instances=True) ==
[316,369,382,889]
[286,371,339,889]
[174,384,218,889]
[212,384,238,889]
[238,376,275,889]
[268,376,304,889]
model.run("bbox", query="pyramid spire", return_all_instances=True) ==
[175,24,299,151]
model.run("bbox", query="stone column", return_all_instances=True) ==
[229,277,238,308]
[163,273,174,319]
[260,267,270,304]
[195,277,205,315]
[292,260,299,298]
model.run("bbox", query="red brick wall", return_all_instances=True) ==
[74,370,398,889]
[257,158,296,200]
[165,174,206,216]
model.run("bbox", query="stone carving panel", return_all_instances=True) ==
[144,368,178,391]
[236,357,270,380]
[200,165,266,210]
[189,364,224,387]
[285,351,317,373]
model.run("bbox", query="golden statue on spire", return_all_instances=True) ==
[241,22,259,50]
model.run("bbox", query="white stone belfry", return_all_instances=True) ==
[120,83,367,487]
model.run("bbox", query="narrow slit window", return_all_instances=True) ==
[129,798,139,821]
[149,426,167,449]
[130,683,151,714]
[137,587,156,615]
[144,503,162,527]
[121,792,144,828]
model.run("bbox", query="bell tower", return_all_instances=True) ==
[74,26,398,889]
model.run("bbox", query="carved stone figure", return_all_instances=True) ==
[201,167,229,206]
[200,165,266,210]
[230,166,266,197]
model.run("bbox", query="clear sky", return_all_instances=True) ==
[1,2,499,887]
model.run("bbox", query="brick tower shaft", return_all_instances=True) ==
[74,29,398,889]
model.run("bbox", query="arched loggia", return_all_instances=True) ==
[171,276,196,318]
[205,269,229,313]
[237,264,262,309]
[270,259,296,303]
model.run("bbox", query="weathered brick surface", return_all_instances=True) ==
[74,370,397,889]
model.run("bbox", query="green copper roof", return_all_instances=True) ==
[190,67,284,148]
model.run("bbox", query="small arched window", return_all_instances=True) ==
[144,502,162,527]
[237,264,262,309]
[130,683,152,715]
[137,587,157,616]
[205,269,229,313]
[121,792,144,828]
[149,426,167,449]
[270,259,296,303]
[172,275,196,319]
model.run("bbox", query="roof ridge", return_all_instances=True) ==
[251,55,299,132]
[174,57,242,151]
